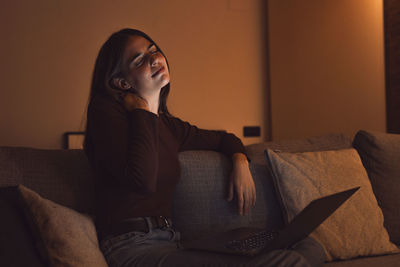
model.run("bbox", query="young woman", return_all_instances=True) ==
[83,28,325,267]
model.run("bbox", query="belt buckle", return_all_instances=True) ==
[160,216,170,228]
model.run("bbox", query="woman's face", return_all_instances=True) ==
[120,35,170,97]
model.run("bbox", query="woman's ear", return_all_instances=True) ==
[112,77,132,90]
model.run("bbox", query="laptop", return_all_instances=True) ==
[182,186,360,256]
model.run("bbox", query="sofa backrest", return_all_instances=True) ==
[0,133,352,241]
[173,151,283,241]
[0,147,95,214]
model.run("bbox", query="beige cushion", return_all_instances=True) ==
[265,148,399,261]
[17,185,108,267]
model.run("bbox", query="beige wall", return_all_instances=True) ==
[0,0,387,149]
[268,0,386,140]
[0,0,265,149]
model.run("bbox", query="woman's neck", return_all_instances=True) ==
[146,89,161,115]
[147,97,159,115]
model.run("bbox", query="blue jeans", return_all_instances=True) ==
[100,218,325,267]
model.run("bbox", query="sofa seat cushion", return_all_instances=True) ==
[265,148,399,261]
[353,130,400,244]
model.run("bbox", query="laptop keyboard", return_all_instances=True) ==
[226,230,279,251]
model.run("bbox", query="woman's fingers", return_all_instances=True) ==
[249,181,256,207]
[123,93,149,111]
[244,192,250,215]
[253,184,257,206]
[238,187,250,215]
[227,179,234,201]
[244,188,253,215]
[238,190,244,215]
[242,184,256,215]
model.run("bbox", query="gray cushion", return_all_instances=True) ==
[353,130,400,244]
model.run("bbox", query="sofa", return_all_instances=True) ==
[1,130,399,266]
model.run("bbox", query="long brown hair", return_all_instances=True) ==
[83,29,171,157]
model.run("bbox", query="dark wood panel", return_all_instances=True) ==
[384,0,400,133]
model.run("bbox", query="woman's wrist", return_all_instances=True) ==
[232,153,249,166]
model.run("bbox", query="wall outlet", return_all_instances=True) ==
[243,126,261,137]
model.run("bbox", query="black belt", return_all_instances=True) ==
[109,216,171,237]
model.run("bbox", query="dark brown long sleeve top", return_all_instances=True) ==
[84,94,247,239]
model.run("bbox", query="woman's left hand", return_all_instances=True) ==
[227,153,256,215]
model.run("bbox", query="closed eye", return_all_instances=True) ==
[134,56,145,67]
[130,43,158,68]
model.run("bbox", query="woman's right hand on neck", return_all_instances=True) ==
[123,93,150,112]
